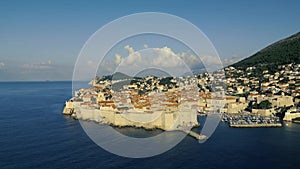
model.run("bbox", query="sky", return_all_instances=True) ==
[0,0,299,81]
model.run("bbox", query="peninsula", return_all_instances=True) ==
[63,75,200,131]
[63,32,300,130]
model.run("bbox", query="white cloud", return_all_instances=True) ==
[177,51,201,68]
[124,45,135,55]
[100,45,223,76]
[222,56,244,66]
[150,47,218,70]
[113,46,199,76]
[199,55,221,65]
[118,46,203,69]
[21,60,53,70]
[151,46,183,67]
[0,62,5,69]
[122,45,142,65]
[127,52,142,65]
[87,60,93,65]
[115,54,123,65]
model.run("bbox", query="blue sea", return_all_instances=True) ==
[0,82,299,169]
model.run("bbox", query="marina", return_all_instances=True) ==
[222,113,282,128]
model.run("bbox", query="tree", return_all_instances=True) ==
[253,100,272,109]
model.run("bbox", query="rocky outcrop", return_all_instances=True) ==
[62,101,75,115]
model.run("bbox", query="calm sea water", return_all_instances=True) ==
[0,82,299,169]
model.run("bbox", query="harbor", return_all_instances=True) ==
[222,113,282,128]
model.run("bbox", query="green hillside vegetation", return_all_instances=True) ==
[253,100,272,109]
[232,32,300,68]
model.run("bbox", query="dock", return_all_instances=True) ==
[183,130,207,140]
[229,123,282,128]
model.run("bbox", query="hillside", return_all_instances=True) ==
[232,32,300,68]
[102,72,132,80]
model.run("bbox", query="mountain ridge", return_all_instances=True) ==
[232,32,300,68]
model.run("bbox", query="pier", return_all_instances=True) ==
[183,130,207,140]
[230,123,282,128]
